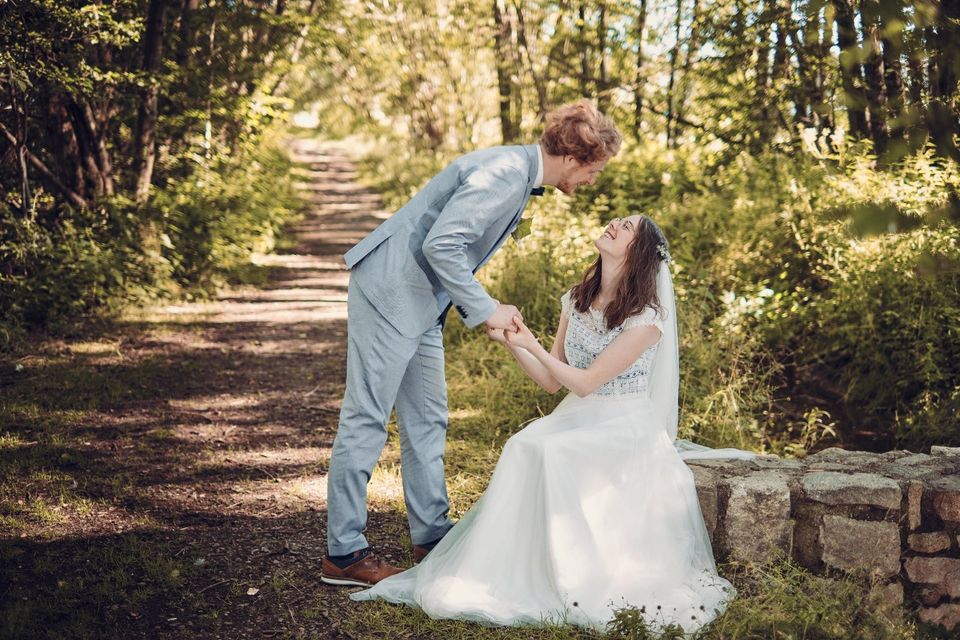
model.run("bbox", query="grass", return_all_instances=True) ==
[1,533,191,639]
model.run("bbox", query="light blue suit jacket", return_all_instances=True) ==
[344,144,540,338]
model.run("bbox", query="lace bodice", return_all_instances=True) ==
[561,290,665,398]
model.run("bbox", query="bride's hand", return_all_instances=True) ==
[504,317,538,351]
[485,326,510,345]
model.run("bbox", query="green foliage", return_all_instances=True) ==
[0,131,302,343]
[773,226,960,448]
[0,203,148,333]
[150,133,302,293]
[362,134,959,454]
[706,560,915,639]
[358,139,447,211]
[606,606,685,640]
[0,0,323,344]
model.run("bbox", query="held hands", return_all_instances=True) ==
[485,326,510,344]
[484,303,539,351]
[504,317,539,351]
[484,302,524,331]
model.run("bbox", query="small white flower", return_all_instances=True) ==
[14,364,24,372]
[656,243,672,263]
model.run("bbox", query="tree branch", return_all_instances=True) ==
[545,53,741,145]
[0,121,92,210]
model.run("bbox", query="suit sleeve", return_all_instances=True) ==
[422,168,526,328]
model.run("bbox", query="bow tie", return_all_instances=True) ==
[530,187,545,196]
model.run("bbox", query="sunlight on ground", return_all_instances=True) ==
[288,476,327,504]
[168,395,261,410]
[66,341,124,356]
[368,464,405,510]
[128,331,224,350]
[250,253,344,270]
[205,446,330,468]
[153,301,349,324]
[448,408,481,420]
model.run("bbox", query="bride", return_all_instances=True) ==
[351,215,754,634]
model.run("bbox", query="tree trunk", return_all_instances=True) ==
[597,2,609,111]
[44,91,84,197]
[65,99,113,198]
[928,0,959,158]
[788,27,810,127]
[10,88,33,218]
[771,0,788,86]
[579,4,591,98]
[899,24,928,149]
[0,122,91,210]
[820,1,836,134]
[633,0,648,136]
[493,0,518,143]
[832,0,868,138]
[134,0,168,207]
[880,3,906,154]
[860,0,888,153]
[175,0,200,67]
[755,0,771,93]
[665,0,683,147]
[801,1,825,131]
[268,0,320,96]
[906,26,926,104]
[753,0,775,144]
[673,0,700,136]
[513,0,547,119]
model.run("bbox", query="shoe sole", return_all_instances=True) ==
[320,575,374,588]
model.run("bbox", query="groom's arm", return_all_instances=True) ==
[422,167,527,328]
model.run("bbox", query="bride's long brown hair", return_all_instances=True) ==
[570,216,667,329]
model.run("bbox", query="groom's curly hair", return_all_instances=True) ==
[540,100,622,164]
[571,216,667,329]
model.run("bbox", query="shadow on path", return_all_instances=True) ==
[0,138,409,639]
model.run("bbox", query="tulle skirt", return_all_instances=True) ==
[351,392,737,634]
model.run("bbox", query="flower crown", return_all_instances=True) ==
[656,242,672,263]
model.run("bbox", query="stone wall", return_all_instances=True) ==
[688,445,960,632]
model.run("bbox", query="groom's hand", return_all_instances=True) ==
[484,303,523,331]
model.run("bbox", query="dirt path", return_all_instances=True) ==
[1,138,412,639]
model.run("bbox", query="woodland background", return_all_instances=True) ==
[2,1,960,638]
[3,0,958,453]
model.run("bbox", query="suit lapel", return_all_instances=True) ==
[473,146,539,272]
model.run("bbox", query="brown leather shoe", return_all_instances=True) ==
[412,532,448,564]
[412,544,431,564]
[320,550,403,587]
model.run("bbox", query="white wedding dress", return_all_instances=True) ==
[351,264,754,634]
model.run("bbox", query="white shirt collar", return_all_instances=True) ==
[534,144,544,188]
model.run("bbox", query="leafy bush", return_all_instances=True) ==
[0,201,148,336]
[150,134,302,293]
[0,129,301,345]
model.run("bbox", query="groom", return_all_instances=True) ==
[322,100,622,587]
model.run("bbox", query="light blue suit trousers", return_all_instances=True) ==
[326,144,540,556]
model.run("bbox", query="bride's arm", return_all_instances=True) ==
[486,314,568,394]
[506,318,661,397]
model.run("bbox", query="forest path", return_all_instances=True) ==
[1,138,413,639]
